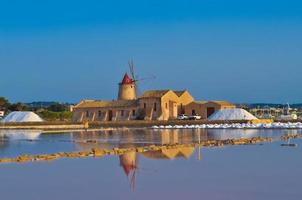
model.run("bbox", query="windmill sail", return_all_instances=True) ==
[128,60,139,97]
[128,60,156,97]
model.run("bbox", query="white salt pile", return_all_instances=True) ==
[151,122,302,129]
[1,111,43,123]
[208,108,257,121]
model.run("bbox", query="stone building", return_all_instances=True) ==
[138,89,194,120]
[184,101,236,119]
[73,73,194,122]
[72,73,235,122]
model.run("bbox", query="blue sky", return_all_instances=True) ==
[0,0,301,103]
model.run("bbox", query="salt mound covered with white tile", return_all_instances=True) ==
[208,108,257,120]
[1,111,43,122]
[152,122,302,129]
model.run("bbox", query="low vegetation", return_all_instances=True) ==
[0,96,73,121]
[38,110,73,121]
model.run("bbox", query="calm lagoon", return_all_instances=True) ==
[0,128,301,200]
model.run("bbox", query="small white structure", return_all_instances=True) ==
[208,108,257,121]
[277,103,298,120]
[1,111,43,122]
[278,114,298,120]
[0,111,4,118]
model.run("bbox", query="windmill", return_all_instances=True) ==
[128,59,156,97]
[119,151,138,191]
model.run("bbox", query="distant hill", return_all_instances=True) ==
[26,101,74,108]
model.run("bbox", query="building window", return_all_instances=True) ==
[132,110,136,116]
[121,110,124,116]
[144,103,146,109]
[98,111,102,117]
[154,103,157,111]
[192,109,196,115]
[165,103,168,109]
[85,111,89,118]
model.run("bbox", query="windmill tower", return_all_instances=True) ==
[119,151,138,191]
[118,60,155,100]
[117,72,136,100]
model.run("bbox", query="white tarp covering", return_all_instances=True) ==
[208,108,257,121]
[1,111,43,122]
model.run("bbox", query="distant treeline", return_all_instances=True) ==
[26,101,74,108]
[0,97,73,121]
[237,103,302,109]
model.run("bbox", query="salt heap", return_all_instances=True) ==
[208,108,257,121]
[1,111,43,122]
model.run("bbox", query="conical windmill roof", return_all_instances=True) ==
[119,152,137,176]
[121,73,133,84]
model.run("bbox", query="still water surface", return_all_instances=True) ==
[0,128,301,200]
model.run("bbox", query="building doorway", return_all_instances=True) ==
[207,107,215,118]
[180,104,185,114]
[169,101,177,119]
[108,110,113,121]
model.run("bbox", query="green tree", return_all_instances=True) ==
[0,97,10,111]
[47,103,69,112]
[9,102,29,111]
[39,110,72,121]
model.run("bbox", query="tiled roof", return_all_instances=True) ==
[190,101,234,106]
[208,101,235,106]
[142,147,194,160]
[75,100,138,108]
[139,90,170,98]
[191,101,207,105]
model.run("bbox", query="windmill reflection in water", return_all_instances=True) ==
[71,128,207,190]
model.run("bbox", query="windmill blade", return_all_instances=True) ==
[135,75,156,82]
[128,60,136,81]
[135,78,142,97]
[128,61,132,77]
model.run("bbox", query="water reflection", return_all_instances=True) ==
[70,128,301,189]
[72,129,205,148]
[120,151,138,190]
[0,128,301,199]
[0,130,43,158]
[71,128,278,150]
[0,128,301,160]
[0,130,41,140]
[142,146,194,159]
[71,129,209,189]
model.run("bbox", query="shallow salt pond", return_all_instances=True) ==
[0,128,301,200]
